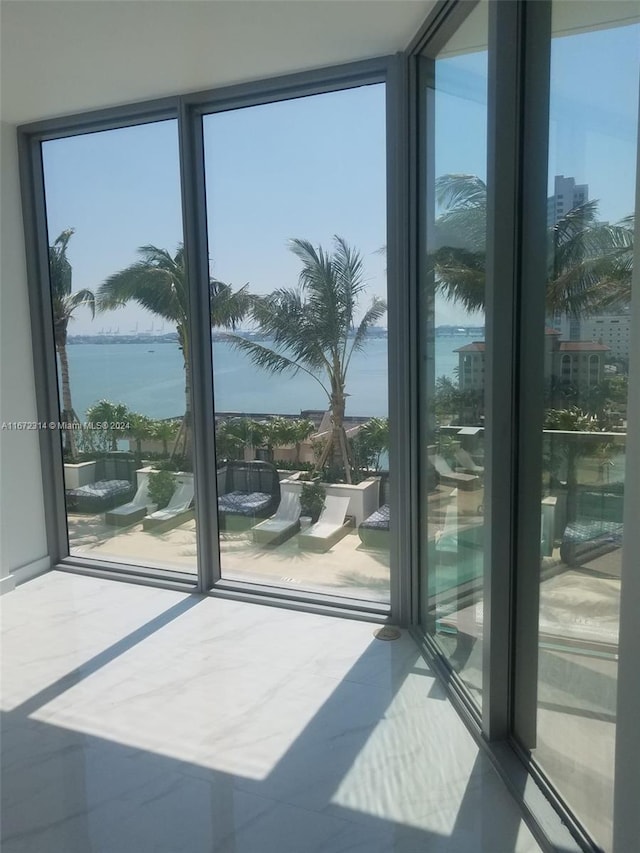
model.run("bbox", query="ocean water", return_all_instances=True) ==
[65,336,465,421]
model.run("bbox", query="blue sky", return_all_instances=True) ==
[42,19,639,335]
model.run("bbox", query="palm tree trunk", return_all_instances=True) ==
[172,333,192,463]
[56,342,78,460]
[330,388,352,484]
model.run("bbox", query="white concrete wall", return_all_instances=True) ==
[0,121,49,590]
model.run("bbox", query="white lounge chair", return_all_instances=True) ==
[251,492,302,545]
[105,479,157,526]
[298,495,352,551]
[431,454,481,491]
[454,448,484,476]
[142,479,194,531]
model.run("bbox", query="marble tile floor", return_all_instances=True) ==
[1,571,543,853]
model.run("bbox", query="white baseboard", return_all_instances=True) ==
[5,556,52,590]
[0,574,16,595]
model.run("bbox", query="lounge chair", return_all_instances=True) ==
[105,480,157,527]
[142,478,194,531]
[217,460,281,530]
[65,453,136,513]
[430,454,481,491]
[560,484,624,567]
[454,448,484,476]
[251,492,302,546]
[298,495,352,552]
[358,503,390,549]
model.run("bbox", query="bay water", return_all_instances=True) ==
[65,336,465,421]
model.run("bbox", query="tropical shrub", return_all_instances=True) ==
[147,469,177,509]
[351,417,389,475]
[300,481,325,522]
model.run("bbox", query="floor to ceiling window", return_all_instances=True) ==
[417,0,488,709]
[41,120,198,576]
[36,78,391,601]
[203,84,390,602]
[531,4,639,849]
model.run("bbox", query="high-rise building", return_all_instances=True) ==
[546,174,589,226]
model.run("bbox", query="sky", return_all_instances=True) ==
[41,17,639,336]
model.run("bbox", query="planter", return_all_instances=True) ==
[63,461,96,489]
[136,466,194,493]
[280,476,380,525]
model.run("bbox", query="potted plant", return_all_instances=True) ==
[147,469,177,510]
[300,481,325,523]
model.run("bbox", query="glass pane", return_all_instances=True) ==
[203,85,389,602]
[535,5,639,849]
[418,1,488,707]
[42,121,197,576]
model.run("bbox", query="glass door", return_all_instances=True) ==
[417,1,489,709]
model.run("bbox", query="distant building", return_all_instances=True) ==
[456,330,610,394]
[547,174,589,227]
[546,175,631,365]
[574,313,630,362]
[551,340,610,390]
[454,341,485,391]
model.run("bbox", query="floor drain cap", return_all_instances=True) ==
[374,626,401,641]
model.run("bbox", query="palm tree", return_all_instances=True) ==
[288,418,315,465]
[228,237,387,483]
[432,174,634,316]
[49,228,95,460]
[96,245,250,459]
[86,400,130,451]
[126,412,154,462]
[215,417,265,461]
[351,416,389,473]
[261,417,315,464]
[151,419,180,457]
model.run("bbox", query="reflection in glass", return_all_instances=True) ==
[203,85,390,602]
[42,121,197,574]
[534,5,639,849]
[418,1,488,708]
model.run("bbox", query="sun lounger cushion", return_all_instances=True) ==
[358,504,390,548]
[67,480,134,513]
[361,504,390,531]
[560,520,624,566]
[217,461,281,528]
[218,490,272,516]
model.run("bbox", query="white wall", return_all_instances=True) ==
[0,121,49,589]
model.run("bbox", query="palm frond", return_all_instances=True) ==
[435,174,487,211]
[48,228,75,299]
[250,289,332,374]
[346,297,387,372]
[210,280,251,329]
[223,333,330,396]
[97,263,183,322]
[68,288,96,319]
[432,247,486,311]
